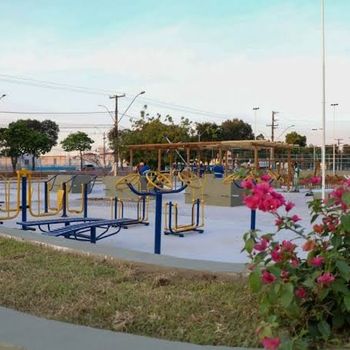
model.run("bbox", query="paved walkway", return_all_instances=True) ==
[0,307,252,350]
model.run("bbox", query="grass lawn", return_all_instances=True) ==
[0,237,259,348]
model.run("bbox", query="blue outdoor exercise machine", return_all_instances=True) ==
[121,171,188,254]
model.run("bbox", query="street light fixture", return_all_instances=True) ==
[98,104,114,122]
[253,107,260,140]
[0,94,6,101]
[108,90,146,173]
[277,125,295,140]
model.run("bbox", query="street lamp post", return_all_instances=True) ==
[277,125,295,140]
[108,91,145,174]
[331,103,339,175]
[253,107,259,140]
[321,0,326,200]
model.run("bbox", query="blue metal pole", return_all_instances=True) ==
[250,209,256,230]
[21,175,27,229]
[44,181,48,213]
[154,191,163,254]
[114,196,118,219]
[196,199,200,225]
[62,182,67,217]
[83,184,88,218]
[91,227,96,244]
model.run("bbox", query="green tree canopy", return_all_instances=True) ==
[220,118,254,140]
[61,132,94,170]
[0,119,59,171]
[285,131,307,147]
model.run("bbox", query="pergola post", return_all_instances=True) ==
[224,151,228,175]
[129,149,133,170]
[158,149,162,171]
[287,148,292,191]
[186,148,190,165]
[254,147,259,169]
[219,148,223,163]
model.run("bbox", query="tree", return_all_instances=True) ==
[61,132,94,170]
[285,132,307,147]
[0,119,59,171]
[109,112,192,167]
[220,118,254,140]
[193,122,222,142]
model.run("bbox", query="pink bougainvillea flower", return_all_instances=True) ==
[317,272,335,286]
[291,215,301,223]
[302,240,316,251]
[280,270,289,281]
[271,246,282,262]
[261,174,271,182]
[261,270,276,284]
[310,176,321,185]
[261,337,281,350]
[295,287,307,299]
[281,240,296,252]
[309,256,325,267]
[254,238,269,252]
[285,201,295,212]
[275,217,284,227]
[241,178,255,190]
[313,224,324,235]
[290,258,299,268]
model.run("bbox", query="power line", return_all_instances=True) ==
[0,73,231,119]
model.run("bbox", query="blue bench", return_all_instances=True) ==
[43,218,138,243]
[17,217,104,232]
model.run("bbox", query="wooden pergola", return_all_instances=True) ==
[128,140,295,176]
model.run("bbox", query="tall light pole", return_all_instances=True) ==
[253,107,259,140]
[321,0,326,200]
[331,103,339,175]
[109,91,145,173]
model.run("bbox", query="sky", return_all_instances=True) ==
[0,0,349,151]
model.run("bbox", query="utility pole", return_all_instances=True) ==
[109,93,125,173]
[102,132,106,168]
[267,111,279,165]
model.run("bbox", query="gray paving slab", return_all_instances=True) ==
[0,307,252,350]
[0,226,247,273]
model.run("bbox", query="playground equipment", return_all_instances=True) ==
[164,170,204,237]
[114,173,149,225]
[0,174,21,222]
[117,171,188,254]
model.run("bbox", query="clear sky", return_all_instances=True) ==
[0,0,349,149]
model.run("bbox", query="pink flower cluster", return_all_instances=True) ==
[317,272,335,286]
[262,336,281,350]
[242,179,286,213]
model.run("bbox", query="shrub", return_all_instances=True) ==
[242,177,350,349]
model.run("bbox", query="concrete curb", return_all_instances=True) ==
[0,226,247,273]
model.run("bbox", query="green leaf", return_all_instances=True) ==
[341,214,350,232]
[249,270,262,293]
[303,277,315,289]
[331,235,342,249]
[342,192,350,206]
[336,260,350,282]
[280,283,294,308]
[311,214,319,224]
[244,238,254,254]
[319,287,330,301]
[344,295,350,311]
[268,265,281,278]
[317,320,331,339]
[332,279,350,295]
[333,312,345,329]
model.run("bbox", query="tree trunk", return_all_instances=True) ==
[80,151,83,170]
[11,156,17,173]
[32,155,36,170]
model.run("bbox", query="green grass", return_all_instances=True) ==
[0,237,260,347]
